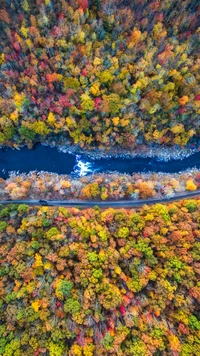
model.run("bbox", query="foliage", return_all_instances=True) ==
[0,201,199,354]
[186,180,197,191]
[0,0,199,150]
[1,169,200,201]
[17,204,29,213]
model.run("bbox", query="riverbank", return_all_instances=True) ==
[42,135,200,161]
[1,169,199,201]
[3,133,200,161]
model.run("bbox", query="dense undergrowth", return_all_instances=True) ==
[0,201,200,355]
[0,0,200,151]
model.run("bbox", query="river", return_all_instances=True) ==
[0,144,200,179]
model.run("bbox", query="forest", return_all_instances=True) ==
[0,0,199,151]
[0,1,200,355]
[0,201,200,355]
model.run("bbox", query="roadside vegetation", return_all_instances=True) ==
[0,170,200,201]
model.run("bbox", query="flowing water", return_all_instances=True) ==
[0,144,200,179]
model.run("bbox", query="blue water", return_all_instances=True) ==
[0,145,200,179]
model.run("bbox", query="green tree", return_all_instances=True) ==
[19,125,36,140]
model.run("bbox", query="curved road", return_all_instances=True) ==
[0,190,200,208]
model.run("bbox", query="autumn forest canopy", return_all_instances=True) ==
[0,201,200,355]
[0,0,200,150]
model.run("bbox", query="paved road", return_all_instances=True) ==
[0,190,200,208]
